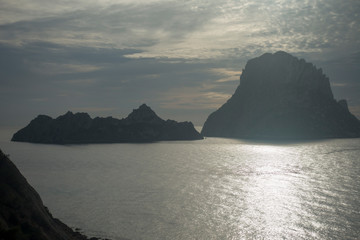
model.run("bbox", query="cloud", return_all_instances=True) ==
[159,86,232,110]
[210,68,242,83]
[0,1,216,52]
[158,68,240,111]
[331,83,348,87]
[123,0,360,60]
[0,0,359,60]
[31,63,102,75]
[349,106,360,118]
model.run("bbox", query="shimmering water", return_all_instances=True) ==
[1,129,360,239]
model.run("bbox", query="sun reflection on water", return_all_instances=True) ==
[233,143,303,239]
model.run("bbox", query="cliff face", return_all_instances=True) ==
[202,51,360,139]
[0,149,88,240]
[12,104,203,144]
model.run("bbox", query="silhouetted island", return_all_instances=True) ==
[12,104,203,144]
[202,51,360,139]
[0,149,91,240]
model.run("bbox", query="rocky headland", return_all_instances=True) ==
[202,51,360,139]
[0,149,91,240]
[12,104,203,144]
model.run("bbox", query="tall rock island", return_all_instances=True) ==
[12,104,203,144]
[202,51,360,139]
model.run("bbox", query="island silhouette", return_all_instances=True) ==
[12,104,203,144]
[202,51,360,139]
[12,52,360,142]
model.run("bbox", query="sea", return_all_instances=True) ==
[1,128,359,240]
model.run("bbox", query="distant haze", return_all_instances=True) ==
[0,0,359,127]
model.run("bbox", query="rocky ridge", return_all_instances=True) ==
[12,104,203,144]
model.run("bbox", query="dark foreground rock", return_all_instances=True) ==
[202,51,360,139]
[0,149,90,240]
[12,104,203,144]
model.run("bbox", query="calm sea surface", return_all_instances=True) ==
[1,128,360,240]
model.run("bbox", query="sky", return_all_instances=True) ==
[0,0,359,127]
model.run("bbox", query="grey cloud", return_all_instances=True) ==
[1,0,358,60]
[273,0,360,53]
[211,0,360,59]
[0,1,216,49]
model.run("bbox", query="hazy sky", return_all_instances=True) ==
[1,0,359,127]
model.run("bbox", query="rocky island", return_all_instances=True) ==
[0,149,90,240]
[12,104,203,144]
[202,51,360,139]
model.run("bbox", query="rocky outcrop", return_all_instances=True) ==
[202,51,360,139]
[0,149,89,240]
[12,104,203,144]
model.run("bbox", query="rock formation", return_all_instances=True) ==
[202,51,360,139]
[12,104,203,144]
[0,149,89,240]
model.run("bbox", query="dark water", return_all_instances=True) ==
[1,129,359,239]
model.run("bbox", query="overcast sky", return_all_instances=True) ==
[1,0,359,127]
